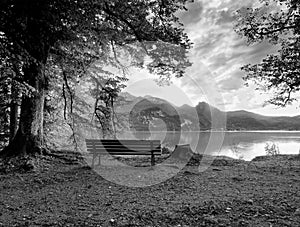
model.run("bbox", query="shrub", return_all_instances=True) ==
[265,142,280,156]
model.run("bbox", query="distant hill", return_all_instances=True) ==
[226,110,300,131]
[116,92,300,131]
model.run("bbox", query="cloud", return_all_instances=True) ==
[124,0,296,115]
[207,53,229,69]
[222,86,266,111]
[246,41,279,64]
[216,10,235,25]
[177,1,204,26]
[180,0,283,112]
[194,33,224,57]
[218,71,244,91]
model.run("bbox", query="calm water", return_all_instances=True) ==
[118,131,300,161]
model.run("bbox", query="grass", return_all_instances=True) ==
[0,151,299,226]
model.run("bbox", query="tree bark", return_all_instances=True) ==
[1,1,50,157]
[9,85,19,143]
[3,62,47,156]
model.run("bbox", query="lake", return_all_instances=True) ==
[118,131,300,161]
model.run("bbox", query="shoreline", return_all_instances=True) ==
[120,130,300,133]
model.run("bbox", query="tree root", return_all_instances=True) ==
[0,148,85,173]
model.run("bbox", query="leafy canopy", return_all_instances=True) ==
[0,0,193,146]
[235,0,300,106]
[0,0,192,79]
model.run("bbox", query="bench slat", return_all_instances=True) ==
[87,147,161,150]
[87,152,161,155]
[86,140,159,143]
[87,148,160,152]
[86,147,161,150]
[86,144,161,147]
[86,145,161,148]
[87,148,160,151]
[87,148,161,152]
[85,142,160,146]
[86,140,160,142]
[86,139,160,142]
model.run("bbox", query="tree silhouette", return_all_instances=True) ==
[235,0,300,106]
[0,0,192,156]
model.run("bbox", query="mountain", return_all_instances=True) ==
[226,110,300,130]
[116,92,300,131]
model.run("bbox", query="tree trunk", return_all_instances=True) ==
[110,103,117,139]
[1,2,50,157]
[3,62,47,156]
[9,85,19,143]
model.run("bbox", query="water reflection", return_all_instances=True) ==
[118,131,300,161]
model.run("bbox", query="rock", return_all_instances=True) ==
[169,144,194,164]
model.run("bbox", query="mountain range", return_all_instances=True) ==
[116,92,300,131]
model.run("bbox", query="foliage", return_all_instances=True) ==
[265,142,280,156]
[129,99,181,139]
[0,0,193,152]
[0,79,10,149]
[0,0,192,79]
[0,43,22,148]
[235,0,300,106]
[93,76,128,138]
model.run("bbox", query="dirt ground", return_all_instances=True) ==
[0,152,299,227]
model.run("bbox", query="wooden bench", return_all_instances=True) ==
[85,139,162,167]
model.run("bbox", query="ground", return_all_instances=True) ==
[0,152,299,227]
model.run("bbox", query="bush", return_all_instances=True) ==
[265,142,280,156]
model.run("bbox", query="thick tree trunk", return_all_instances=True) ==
[3,62,47,156]
[1,2,50,157]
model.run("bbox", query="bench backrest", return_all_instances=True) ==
[85,139,161,155]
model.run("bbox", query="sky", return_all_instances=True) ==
[124,0,300,116]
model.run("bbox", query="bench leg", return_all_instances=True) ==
[92,154,95,168]
[151,152,155,166]
[97,155,101,166]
